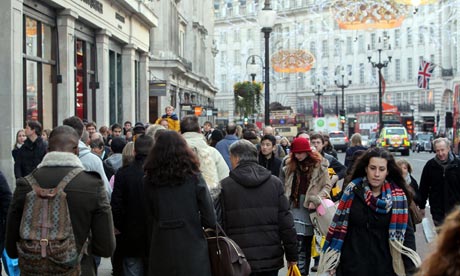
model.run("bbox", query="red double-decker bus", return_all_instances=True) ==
[354,111,402,136]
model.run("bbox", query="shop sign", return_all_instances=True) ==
[80,0,103,14]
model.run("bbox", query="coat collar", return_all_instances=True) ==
[37,151,84,168]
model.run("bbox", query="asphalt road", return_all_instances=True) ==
[1,150,436,276]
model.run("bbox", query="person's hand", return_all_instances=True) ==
[330,175,339,185]
[329,269,336,275]
[287,261,297,268]
[420,209,426,217]
[114,228,121,235]
[308,202,316,210]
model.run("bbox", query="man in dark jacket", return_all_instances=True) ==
[104,137,126,180]
[0,170,12,275]
[5,125,115,276]
[310,133,347,185]
[419,137,460,226]
[258,134,282,177]
[218,139,298,275]
[111,134,153,275]
[14,120,47,178]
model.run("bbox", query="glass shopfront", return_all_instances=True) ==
[23,12,57,129]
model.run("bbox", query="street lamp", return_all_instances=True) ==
[312,82,326,117]
[335,67,352,130]
[258,0,277,126]
[368,36,392,135]
[246,55,263,82]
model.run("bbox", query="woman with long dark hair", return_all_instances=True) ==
[279,137,331,276]
[318,147,421,276]
[143,131,216,276]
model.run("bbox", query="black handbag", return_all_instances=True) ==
[204,224,251,276]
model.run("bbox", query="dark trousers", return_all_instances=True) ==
[250,270,279,276]
[297,235,313,276]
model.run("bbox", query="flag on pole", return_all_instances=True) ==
[418,60,436,89]
[379,71,386,96]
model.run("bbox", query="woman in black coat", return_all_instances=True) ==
[143,131,216,276]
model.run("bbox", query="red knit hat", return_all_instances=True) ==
[290,137,312,153]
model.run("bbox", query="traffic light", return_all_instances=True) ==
[244,117,248,125]
[339,109,346,124]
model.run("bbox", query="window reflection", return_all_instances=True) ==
[26,60,38,121]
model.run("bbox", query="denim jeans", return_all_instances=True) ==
[123,257,144,276]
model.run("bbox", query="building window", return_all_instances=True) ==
[220,31,227,43]
[220,50,226,64]
[23,15,57,129]
[109,50,123,124]
[394,29,401,48]
[359,63,364,84]
[418,27,425,44]
[334,38,340,56]
[234,50,240,65]
[371,33,376,49]
[358,35,364,52]
[310,41,316,56]
[310,68,316,86]
[179,29,185,57]
[322,40,328,57]
[234,29,240,42]
[346,37,352,55]
[407,27,412,46]
[395,59,401,81]
[407,58,413,80]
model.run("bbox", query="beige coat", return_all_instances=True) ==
[280,156,332,208]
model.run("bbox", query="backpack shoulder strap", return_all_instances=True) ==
[23,168,84,197]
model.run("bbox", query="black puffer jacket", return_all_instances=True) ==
[13,137,47,179]
[219,161,297,272]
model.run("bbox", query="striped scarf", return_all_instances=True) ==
[317,177,421,276]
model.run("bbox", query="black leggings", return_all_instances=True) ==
[297,235,313,276]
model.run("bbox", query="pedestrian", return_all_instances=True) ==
[11,129,26,161]
[0,170,12,276]
[5,125,115,276]
[202,121,213,143]
[143,131,216,276]
[154,105,180,132]
[14,120,47,179]
[258,134,282,177]
[217,139,298,276]
[41,128,51,142]
[181,115,229,200]
[123,121,132,136]
[419,137,460,226]
[209,128,224,147]
[111,135,153,276]
[416,206,460,276]
[322,134,338,159]
[262,126,286,159]
[318,147,421,276]
[104,137,127,180]
[397,158,422,229]
[215,123,239,169]
[279,137,291,155]
[344,133,367,169]
[279,137,331,276]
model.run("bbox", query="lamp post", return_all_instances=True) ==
[335,68,352,130]
[258,0,277,126]
[368,37,392,135]
[312,82,326,117]
[246,55,263,82]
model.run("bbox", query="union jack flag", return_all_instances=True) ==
[418,60,436,89]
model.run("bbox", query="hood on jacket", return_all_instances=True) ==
[230,161,272,188]
[105,153,123,171]
[78,140,92,158]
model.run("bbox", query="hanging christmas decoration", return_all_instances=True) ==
[393,0,437,5]
[331,0,409,30]
[271,49,316,73]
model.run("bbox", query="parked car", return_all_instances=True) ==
[412,132,434,153]
[369,132,378,147]
[361,135,369,147]
[377,126,411,156]
[328,131,349,152]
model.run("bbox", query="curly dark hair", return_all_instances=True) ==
[144,131,200,185]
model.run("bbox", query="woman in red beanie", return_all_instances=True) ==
[279,137,332,276]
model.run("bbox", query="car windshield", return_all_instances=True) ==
[329,132,345,138]
[418,134,433,141]
[385,129,405,135]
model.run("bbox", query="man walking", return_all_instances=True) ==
[14,120,47,178]
[419,137,460,226]
[215,123,239,169]
[218,140,298,276]
[5,125,115,275]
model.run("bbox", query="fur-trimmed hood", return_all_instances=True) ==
[37,151,84,168]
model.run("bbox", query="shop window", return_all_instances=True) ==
[109,50,123,124]
[23,15,56,129]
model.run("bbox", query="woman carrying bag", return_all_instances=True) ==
[318,148,421,276]
[279,137,332,276]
